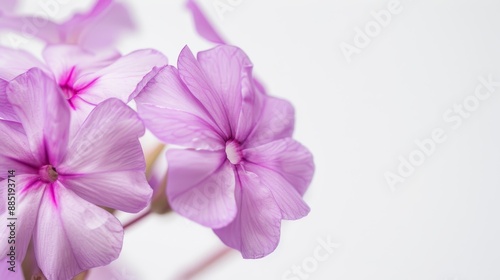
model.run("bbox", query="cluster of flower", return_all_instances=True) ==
[0,1,315,279]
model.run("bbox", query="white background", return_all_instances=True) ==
[5,0,500,279]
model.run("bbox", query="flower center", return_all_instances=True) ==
[225,140,242,165]
[60,84,77,99]
[39,165,58,183]
[59,67,78,100]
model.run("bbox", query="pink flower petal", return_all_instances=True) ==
[0,262,23,280]
[244,96,295,148]
[139,103,225,150]
[0,0,17,13]
[34,182,123,280]
[62,0,136,50]
[197,45,257,138]
[0,266,25,280]
[178,46,232,137]
[185,0,226,44]
[129,65,164,100]
[0,79,19,122]
[65,98,97,138]
[0,15,61,45]
[42,45,119,85]
[0,46,50,81]
[0,175,45,265]
[59,98,146,174]
[57,99,151,212]
[0,0,134,50]
[7,68,70,165]
[0,120,38,175]
[135,66,225,150]
[62,0,114,29]
[244,138,314,196]
[245,163,310,220]
[76,49,167,104]
[214,170,282,258]
[167,149,237,228]
[1,179,9,214]
[234,75,265,143]
[59,171,151,213]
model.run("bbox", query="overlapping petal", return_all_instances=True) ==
[57,99,151,212]
[60,98,146,173]
[0,263,23,280]
[197,45,257,138]
[129,65,165,101]
[245,163,310,220]
[244,96,295,148]
[214,170,282,258]
[34,183,123,280]
[0,47,50,81]
[178,46,232,137]
[136,66,224,150]
[60,171,150,213]
[0,175,45,264]
[244,138,314,196]
[7,68,70,165]
[0,79,19,122]
[42,45,120,84]
[76,49,168,103]
[0,120,38,175]
[167,149,237,228]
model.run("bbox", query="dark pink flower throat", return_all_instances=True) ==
[39,165,58,183]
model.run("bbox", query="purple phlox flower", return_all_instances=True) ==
[0,44,167,130]
[0,68,152,279]
[0,0,135,50]
[135,45,314,258]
